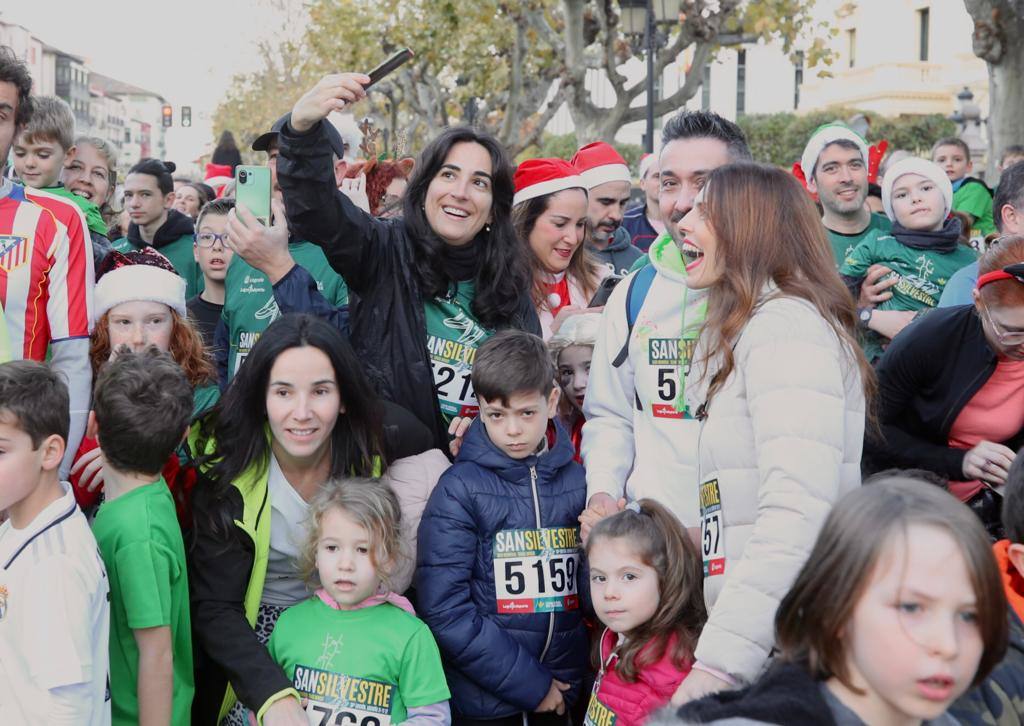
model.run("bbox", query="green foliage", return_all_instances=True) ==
[737,108,958,166]
[519,132,642,170]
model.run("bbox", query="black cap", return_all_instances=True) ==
[251,112,347,159]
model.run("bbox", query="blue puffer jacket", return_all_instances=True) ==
[416,418,589,719]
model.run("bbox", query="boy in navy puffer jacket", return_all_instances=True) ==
[417,330,589,726]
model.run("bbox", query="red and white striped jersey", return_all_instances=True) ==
[0,184,94,360]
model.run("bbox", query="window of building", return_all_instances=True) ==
[701,63,711,111]
[736,49,746,117]
[793,50,804,110]
[918,8,930,61]
[847,29,856,68]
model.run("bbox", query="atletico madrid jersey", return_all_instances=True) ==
[0,183,94,360]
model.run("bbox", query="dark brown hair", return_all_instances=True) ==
[0,360,69,447]
[776,477,1008,691]
[512,190,602,311]
[978,235,1024,309]
[472,329,554,407]
[693,162,875,410]
[585,498,706,681]
[93,348,193,477]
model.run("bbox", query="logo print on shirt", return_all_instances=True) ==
[915,254,935,279]
[254,297,281,322]
[0,584,8,620]
[443,310,487,347]
[0,236,28,273]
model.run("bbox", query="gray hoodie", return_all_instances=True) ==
[590,225,643,276]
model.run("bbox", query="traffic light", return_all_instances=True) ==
[181,106,191,128]
[161,104,172,128]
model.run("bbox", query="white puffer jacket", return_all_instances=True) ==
[685,294,866,683]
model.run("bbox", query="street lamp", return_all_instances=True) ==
[620,1,677,153]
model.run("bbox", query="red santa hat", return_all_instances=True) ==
[570,142,632,189]
[513,158,586,206]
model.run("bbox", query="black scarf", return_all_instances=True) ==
[440,236,479,282]
[890,215,962,253]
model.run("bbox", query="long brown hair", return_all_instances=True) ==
[584,498,707,681]
[694,162,874,408]
[512,191,602,311]
[90,310,215,388]
[776,477,1008,691]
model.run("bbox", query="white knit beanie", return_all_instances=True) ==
[801,123,869,181]
[880,157,953,223]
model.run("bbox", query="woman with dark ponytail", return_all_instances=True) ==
[114,158,202,296]
[275,73,539,450]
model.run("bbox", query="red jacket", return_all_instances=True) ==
[589,628,692,726]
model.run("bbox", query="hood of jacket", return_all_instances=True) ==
[127,207,195,249]
[606,224,635,252]
[648,232,687,284]
[456,414,576,486]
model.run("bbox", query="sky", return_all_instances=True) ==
[1,0,302,164]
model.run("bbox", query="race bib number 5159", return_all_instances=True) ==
[492,528,581,614]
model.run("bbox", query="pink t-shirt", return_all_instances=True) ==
[948,357,1024,500]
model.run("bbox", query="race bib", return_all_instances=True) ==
[430,359,478,418]
[583,692,617,726]
[293,666,394,726]
[492,528,581,614]
[646,337,696,419]
[699,479,725,577]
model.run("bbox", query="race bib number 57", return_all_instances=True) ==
[493,528,581,614]
[700,478,726,577]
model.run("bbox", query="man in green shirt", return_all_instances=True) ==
[90,349,194,725]
[933,136,996,238]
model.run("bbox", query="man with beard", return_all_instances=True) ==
[580,110,749,537]
[571,142,642,275]
[802,123,892,267]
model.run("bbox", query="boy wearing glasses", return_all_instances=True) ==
[188,199,235,350]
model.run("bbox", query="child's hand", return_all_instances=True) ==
[535,679,570,714]
[858,264,897,306]
[448,416,473,458]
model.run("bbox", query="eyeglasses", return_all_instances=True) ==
[980,298,1024,346]
[194,232,229,248]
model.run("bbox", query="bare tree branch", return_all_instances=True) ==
[594,0,628,92]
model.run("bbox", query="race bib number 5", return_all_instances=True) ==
[492,528,581,614]
[293,666,394,726]
[700,479,726,577]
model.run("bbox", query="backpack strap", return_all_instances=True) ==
[612,263,656,368]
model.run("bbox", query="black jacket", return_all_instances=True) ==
[188,401,433,724]
[864,304,1024,479]
[276,120,541,450]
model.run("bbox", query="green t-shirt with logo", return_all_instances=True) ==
[112,234,203,299]
[953,180,996,238]
[840,234,977,360]
[268,598,451,724]
[91,478,193,726]
[423,281,493,423]
[222,241,348,380]
[826,213,892,268]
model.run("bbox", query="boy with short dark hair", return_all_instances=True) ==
[416,329,589,724]
[0,360,110,724]
[89,348,194,725]
[951,449,1024,723]
[12,95,111,263]
[188,198,235,350]
[932,136,996,238]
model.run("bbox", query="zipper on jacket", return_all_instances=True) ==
[530,464,557,665]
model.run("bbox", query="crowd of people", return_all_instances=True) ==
[1,44,1024,726]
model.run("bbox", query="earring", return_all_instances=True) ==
[485,223,491,233]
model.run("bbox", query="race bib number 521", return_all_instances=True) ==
[492,528,581,614]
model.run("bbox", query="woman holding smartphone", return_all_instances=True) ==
[276,73,539,450]
[512,157,608,339]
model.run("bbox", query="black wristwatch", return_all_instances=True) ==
[857,307,873,329]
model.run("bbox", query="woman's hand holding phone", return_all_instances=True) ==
[291,73,370,133]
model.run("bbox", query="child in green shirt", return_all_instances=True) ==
[89,348,195,725]
[841,157,977,362]
[266,477,450,725]
[932,136,996,239]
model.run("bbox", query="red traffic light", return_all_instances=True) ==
[161,104,172,128]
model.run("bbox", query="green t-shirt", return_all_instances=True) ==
[222,241,348,380]
[423,281,493,423]
[953,179,996,238]
[826,213,892,268]
[91,478,193,725]
[840,234,977,360]
[42,184,108,237]
[112,234,203,299]
[268,598,450,724]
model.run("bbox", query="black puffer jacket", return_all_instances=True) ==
[276,121,541,450]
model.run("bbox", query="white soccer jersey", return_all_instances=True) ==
[0,483,110,725]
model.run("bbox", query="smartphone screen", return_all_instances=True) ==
[234,166,271,225]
